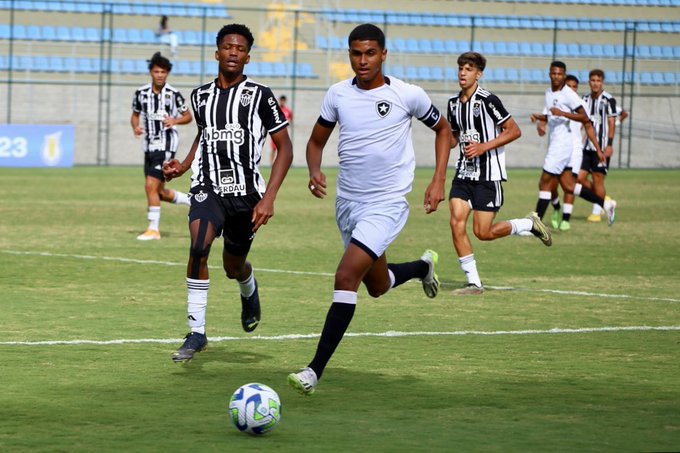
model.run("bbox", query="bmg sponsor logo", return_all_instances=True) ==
[203,125,245,145]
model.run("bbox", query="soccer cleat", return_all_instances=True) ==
[586,214,602,223]
[603,198,617,226]
[420,249,440,299]
[172,332,207,362]
[559,220,571,231]
[451,283,484,296]
[241,280,261,332]
[287,367,318,395]
[137,229,160,241]
[550,209,561,229]
[527,212,552,246]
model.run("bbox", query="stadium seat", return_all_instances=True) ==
[431,39,446,54]
[27,25,41,40]
[259,62,274,77]
[48,56,65,72]
[506,68,519,82]
[579,43,594,57]
[652,72,665,84]
[405,66,418,80]
[316,35,328,50]
[113,29,128,43]
[506,42,520,55]
[175,60,191,76]
[406,38,419,53]
[663,72,676,84]
[650,45,664,59]
[42,26,57,41]
[56,26,71,41]
[85,28,101,42]
[430,66,444,81]
[394,38,407,53]
[0,55,7,70]
[387,65,405,79]
[273,63,287,77]
[418,66,432,81]
[640,72,654,84]
[661,46,674,58]
[127,29,144,44]
[418,39,433,53]
[531,69,545,83]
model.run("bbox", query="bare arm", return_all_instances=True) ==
[531,113,547,123]
[162,132,200,181]
[251,128,293,232]
[463,117,521,160]
[163,109,193,128]
[423,116,452,214]
[306,122,334,199]
[604,116,616,157]
[550,107,589,123]
[130,111,143,137]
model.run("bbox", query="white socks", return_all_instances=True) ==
[187,278,209,334]
[509,218,533,235]
[147,206,160,231]
[592,203,603,215]
[333,290,358,305]
[238,272,256,298]
[459,254,482,287]
[173,190,191,206]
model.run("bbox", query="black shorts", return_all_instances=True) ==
[188,187,262,256]
[580,151,609,175]
[449,179,504,212]
[144,151,175,181]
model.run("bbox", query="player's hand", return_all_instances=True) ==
[536,124,546,137]
[308,171,327,199]
[133,126,144,137]
[464,142,486,159]
[604,145,613,158]
[163,117,175,129]
[251,196,274,232]
[596,149,607,164]
[162,159,183,181]
[530,113,539,123]
[423,179,445,214]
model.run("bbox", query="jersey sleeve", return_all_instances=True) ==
[606,96,617,117]
[191,88,204,129]
[486,94,511,125]
[132,90,142,113]
[175,91,189,114]
[408,84,441,129]
[317,86,337,128]
[565,88,584,112]
[258,87,289,134]
[447,98,459,133]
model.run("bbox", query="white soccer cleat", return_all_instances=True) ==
[603,198,617,226]
[527,212,552,246]
[287,367,318,395]
[137,229,161,241]
[420,249,440,299]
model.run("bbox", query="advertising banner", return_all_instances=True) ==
[0,124,75,167]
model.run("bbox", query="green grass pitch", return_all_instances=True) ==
[0,167,678,452]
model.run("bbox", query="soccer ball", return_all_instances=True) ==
[228,383,281,435]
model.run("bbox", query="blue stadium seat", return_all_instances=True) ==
[34,56,48,71]
[650,45,664,58]
[652,72,665,84]
[531,69,545,83]
[297,63,316,78]
[506,68,519,82]
[85,27,101,42]
[406,38,419,52]
[273,63,287,77]
[661,46,674,58]
[418,39,432,53]
[27,25,42,40]
[445,40,459,54]
[579,43,594,57]
[520,68,532,83]
[531,42,546,56]
[506,42,520,55]
[417,66,432,81]
[42,26,57,41]
[674,46,680,58]
[175,60,191,76]
[591,44,604,56]
[259,62,274,77]
[120,59,135,74]
[329,36,343,50]
[127,29,144,44]
[519,42,532,56]
[316,35,328,50]
[493,68,507,83]
[48,56,65,72]
[430,67,444,81]
[663,72,676,84]
[113,29,128,43]
[482,41,495,55]
[57,26,71,41]
[191,61,203,76]
[405,66,418,80]
[77,58,95,73]
[431,39,446,54]
[0,55,7,70]
[445,67,457,81]
[495,42,509,55]
[0,24,9,39]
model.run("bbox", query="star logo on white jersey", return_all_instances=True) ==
[376,101,392,118]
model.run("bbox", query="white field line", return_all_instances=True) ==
[3,249,680,303]
[1,325,679,347]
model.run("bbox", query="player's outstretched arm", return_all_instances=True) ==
[423,116,451,214]
[306,121,334,199]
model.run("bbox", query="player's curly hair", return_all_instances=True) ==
[147,52,172,72]
[216,23,254,50]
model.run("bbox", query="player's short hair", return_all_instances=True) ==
[348,23,385,49]
[589,69,605,80]
[216,23,254,50]
[279,95,287,101]
[148,52,172,72]
[565,74,579,84]
[550,60,567,71]
[457,52,486,71]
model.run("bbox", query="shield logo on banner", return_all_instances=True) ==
[240,89,253,107]
[376,100,391,118]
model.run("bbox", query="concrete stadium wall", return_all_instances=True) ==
[0,82,678,169]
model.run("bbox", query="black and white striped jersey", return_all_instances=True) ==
[582,90,617,152]
[447,85,512,182]
[132,83,188,153]
[190,77,289,198]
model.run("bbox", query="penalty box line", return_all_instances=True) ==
[3,249,680,303]
[1,325,680,347]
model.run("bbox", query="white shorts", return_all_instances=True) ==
[568,146,583,174]
[335,196,409,260]
[543,144,572,175]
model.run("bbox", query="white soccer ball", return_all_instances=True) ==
[228,383,282,435]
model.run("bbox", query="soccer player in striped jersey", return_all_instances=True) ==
[530,61,616,227]
[447,52,549,295]
[580,69,618,223]
[162,24,293,362]
[288,24,451,394]
[131,52,192,241]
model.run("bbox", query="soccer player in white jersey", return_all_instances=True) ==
[544,74,601,231]
[131,52,193,241]
[580,69,618,223]
[162,24,293,362]
[288,24,451,394]
[447,52,550,296]
[529,61,616,227]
